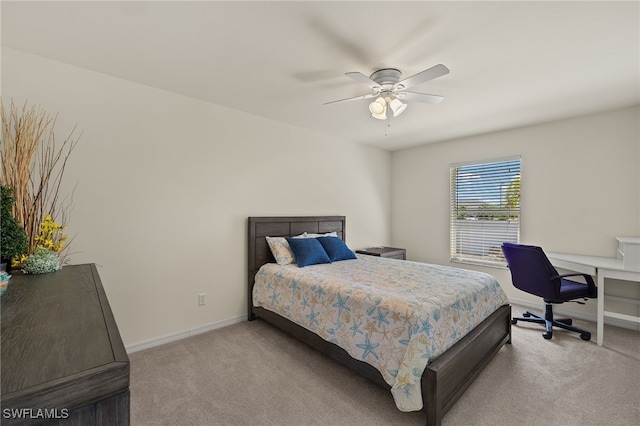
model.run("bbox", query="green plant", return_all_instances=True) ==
[22,247,61,274]
[0,185,28,262]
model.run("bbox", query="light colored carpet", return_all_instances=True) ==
[129,305,640,426]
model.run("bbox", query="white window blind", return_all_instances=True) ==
[450,157,521,267]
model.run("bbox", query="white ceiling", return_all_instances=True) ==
[2,1,639,151]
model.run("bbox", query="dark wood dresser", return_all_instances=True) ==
[1,264,129,425]
[356,246,406,260]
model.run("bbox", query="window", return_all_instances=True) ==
[450,156,521,267]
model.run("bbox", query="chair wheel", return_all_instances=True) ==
[543,332,552,339]
[581,333,591,341]
[511,319,518,325]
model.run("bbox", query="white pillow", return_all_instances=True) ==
[265,234,305,265]
[301,232,338,238]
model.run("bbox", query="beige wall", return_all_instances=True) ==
[2,48,392,347]
[4,46,639,346]
[391,105,640,323]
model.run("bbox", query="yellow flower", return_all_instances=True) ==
[11,254,29,268]
[34,214,68,254]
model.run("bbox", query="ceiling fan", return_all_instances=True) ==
[324,64,450,120]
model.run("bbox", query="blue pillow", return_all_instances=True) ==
[317,236,357,262]
[285,237,331,267]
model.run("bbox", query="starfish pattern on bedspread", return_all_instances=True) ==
[356,333,380,361]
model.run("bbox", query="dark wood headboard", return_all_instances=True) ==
[247,216,346,319]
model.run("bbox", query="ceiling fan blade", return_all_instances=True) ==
[396,64,450,90]
[324,93,376,106]
[345,72,382,91]
[398,91,444,104]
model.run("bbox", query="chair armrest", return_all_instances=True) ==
[551,273,597,297]
[551,273,594,284]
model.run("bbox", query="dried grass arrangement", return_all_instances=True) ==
[0,99,80,264]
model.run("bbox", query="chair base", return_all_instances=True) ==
[512,303,591,341]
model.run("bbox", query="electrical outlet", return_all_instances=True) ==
[198,293,206,306]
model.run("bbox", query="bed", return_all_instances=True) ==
[247,216,511,426]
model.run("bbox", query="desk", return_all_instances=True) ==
[547,252,640,346]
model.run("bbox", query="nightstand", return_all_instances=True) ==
[356,246,406,260]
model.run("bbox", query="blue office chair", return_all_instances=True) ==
[501,242,597,341]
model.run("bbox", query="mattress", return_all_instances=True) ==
[253,255,509,411]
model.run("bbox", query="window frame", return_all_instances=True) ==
[449,156,521,268]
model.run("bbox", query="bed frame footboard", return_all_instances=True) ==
[252,305,511,426]
[422,304,511,425]
[247,216,512,426]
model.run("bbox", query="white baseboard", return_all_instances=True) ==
[125,300,638,354]
[509,298,640,332]
[125,314,247,354]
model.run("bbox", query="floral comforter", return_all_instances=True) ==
[253,255,509,411]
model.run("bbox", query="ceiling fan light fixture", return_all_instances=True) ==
[368,97,386,115]
[371,106,387,120]
[389,98,407,117]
